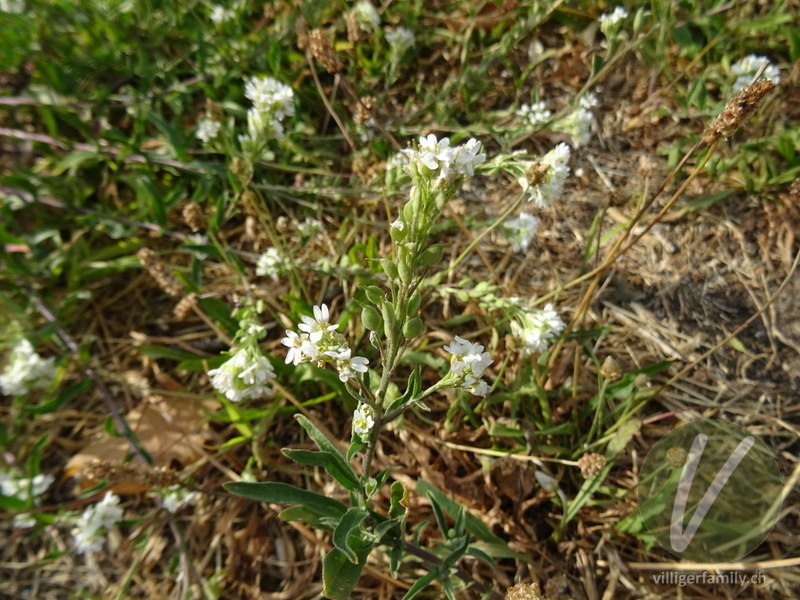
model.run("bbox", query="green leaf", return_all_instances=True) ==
[279,505,339,532]
[606,418,641,458]
[223,482,348,519]
[332,506,369,563]
[23,380,93,415]
[52,150,101,176]
[401,571,439,600]
[281,448,360,492]
[294,415,359,490]
[322,544,372,600]
[136,345,201,361]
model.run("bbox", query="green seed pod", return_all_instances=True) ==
[381,301,396,341]
[364,285,385,305]
[389,221,407,242]
[361,305,383,332]
[398,261,413,285]
[403,316,423,340]
[420,244,444,267]
[407,290,421,316]
[381,258,398,280]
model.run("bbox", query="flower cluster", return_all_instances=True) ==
[521,143,571,208]
[352,403,375,442]
[516,101,552,127]
[553,93,596,148]
[281,304,369,383]
[239,76,295,153]
[731,55,781,92]
[210,5,235,24]
[161,485,198,513]
[385,27,415,56]
[598,6,629,36]
[0,339,55,397]
[443,336,493,397]
[72,493,124,554]
[503,212,540,253]
[401,134,486,191]
[256,247,287,279]
[299,217,324,238]
[0,471,54,528]
[353,1,380,31]
[510,303,566,355]
[208,347,276,402]
[196,118,221,143]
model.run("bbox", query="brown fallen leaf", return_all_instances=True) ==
[66,395,219,494]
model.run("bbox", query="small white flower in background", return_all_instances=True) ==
[255,247,285,279]
[598,6,629,36]
[244,76,295,120]
[516,101,552,127]
[579,93,599,109]
[731,55,781,92]
[0,0,24,14]
[352,403,375,440]
[353,0,380,31]
[281,304,369,383]
[161,486,198,513]
[299,217,324,238]
[522,143,571,208]
[0,471,54,528]
[444,336,494,397]
[504,212,539,253]
[72,493,124,554]
[208,348,276,402]
[0,339,55,397]
[210,5,235,24]
[511,303,566,356]
[387,151,409,170]
[554,102,594,148]
[196,118,221,143]
[385,27,415,55]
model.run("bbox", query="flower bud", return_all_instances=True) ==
[361,305,383,332]
[381,258,399,280]
[364,285,385,305]
[407,290,421,316]
[420,244,444,267]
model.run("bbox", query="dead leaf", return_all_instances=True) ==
[66,395,218,494]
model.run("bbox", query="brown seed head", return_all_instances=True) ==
[578,452,607,478]
[182,202,206,232]
[82,459,181,489]
[599,356,623,381]
[137,248,182,297]
[174,293,198,321]
[525,162,551,188]
[788,177,800,204]
[309,29,342,74]
[354,96,376,125]
[703,79,776,146]
[505,583,544,600]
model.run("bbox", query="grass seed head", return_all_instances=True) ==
[703,79,776,145]
[136,248,182,297]
[309,29,342,74]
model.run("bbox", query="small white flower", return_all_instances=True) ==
[352,403,375,438]
[579,93,599,109]
[516,101,552,127]
[0,0,24,13]
[504,212,539,253]
[72,493,124,554]
[598,6,628,35]
[281,330,308,365]
[196,118,221,143]
[339,355,370,382]
[161,486,198,513]
[390,219,405,232]
[208,348,276,402]
[210,5,235,24]
[731,55,781,92]
[353,0,380,31]
[255,247,285,278]
[554,107,593,148]
[444,336,493,396]
[299,217,323,238]
[244,76,295,120]
[298,304,339,343]
[525,143,571,208]
[0,471,54,528]
[385,27,415,54]
[452,138,486,177]
[0,339,56,397]
[511,303,566,355]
